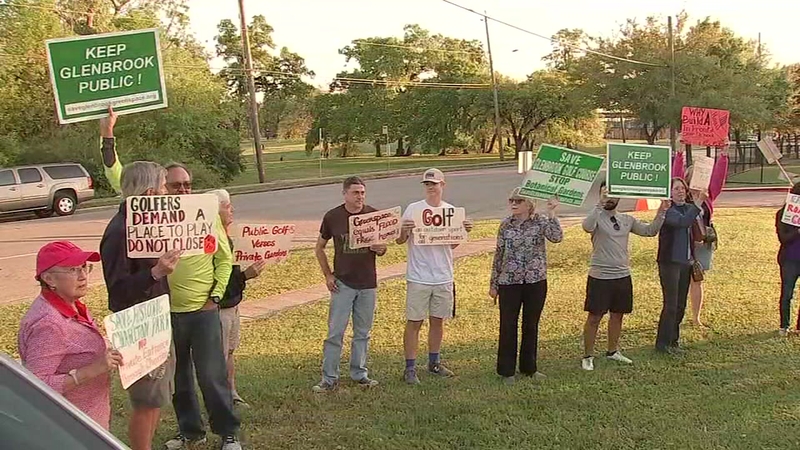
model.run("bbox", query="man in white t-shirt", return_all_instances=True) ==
[396,168,473,384]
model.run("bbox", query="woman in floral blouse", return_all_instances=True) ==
[489,188,563,384]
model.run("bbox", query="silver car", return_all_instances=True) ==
[0,164,94,217]
[0,352,129,449]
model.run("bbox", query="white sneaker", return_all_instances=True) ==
[581,356,594,371]
[780,328,790,337]
[606,351,633,364]
[221,435,242,450]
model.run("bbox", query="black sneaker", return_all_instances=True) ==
[221,435,242,450]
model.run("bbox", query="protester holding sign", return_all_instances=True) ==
[99,147,179,450]
[489,188,562,384]
[161,170,241,450]
[581,182,668,371]
[312,176,387,393]
[775,183,800,336]
[672,148,729,327]
[209,189,267,407]
[397,168,473,384]
[655,178,702,354]
[19,241,121,430]
[99,112,241,449]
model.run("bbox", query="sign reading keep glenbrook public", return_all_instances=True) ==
[46,29,168,124]
[606,143,672,199]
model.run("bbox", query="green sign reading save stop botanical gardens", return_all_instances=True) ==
[518,144,604,207]
[46,29,167,124]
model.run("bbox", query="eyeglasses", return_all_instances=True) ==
[609,216,620,231]
[508,198,525,205]
[167,181,192,190]
[51,264,93,277]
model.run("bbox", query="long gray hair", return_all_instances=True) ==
[121,161,167,198]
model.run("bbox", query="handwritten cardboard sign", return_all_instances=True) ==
[689,155,715,192]
[680,107,730,147]
[412,206,467,246]
[104,294,171,390]
[232,224,295,268]
[782,194,800,226]
[348,207,402,249]
[126,194,219,258]
[757,138,783,165]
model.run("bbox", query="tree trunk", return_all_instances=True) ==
[395,137,404,157]
[480,137,487,153]
[404,138,413,156]
[685,144,693,167]
[374,140,382,157]
[513,134,524,159]
[323,139,330,158]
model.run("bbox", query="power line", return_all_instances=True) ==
[335,76,489,87]
[351,40,483,56]
[334,77,490,89]
[440,0,666,68]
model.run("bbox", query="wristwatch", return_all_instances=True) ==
[68,368,80,385]
[210,296,221,305]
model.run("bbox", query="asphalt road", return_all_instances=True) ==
[0,166,786,305]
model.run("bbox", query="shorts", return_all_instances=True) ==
[220,305,241,357]
[694,242,714,271]
[406,281,454,321]
[127,341,176,409]
[584,276,633,315]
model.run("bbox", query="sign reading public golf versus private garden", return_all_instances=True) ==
[519,144,604,207]
[46,29,167,124]
[606,143,672,199]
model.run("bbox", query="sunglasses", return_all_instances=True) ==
[610,216,620,231]
[508,198,526,205]
[167,181,192,190]
[51,263,93,277]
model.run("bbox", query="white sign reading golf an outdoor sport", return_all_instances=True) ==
[412,206,467,246]
[125,194,219,258]
[232,224,295,269]
[104,295,171,390]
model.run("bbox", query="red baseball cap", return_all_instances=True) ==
[36,241,100,279]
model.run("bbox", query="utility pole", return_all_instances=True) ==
[484,12,504,161]
[238,0,266,183]
[668,15,677,155]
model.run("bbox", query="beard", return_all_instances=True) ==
[603,200,618,211]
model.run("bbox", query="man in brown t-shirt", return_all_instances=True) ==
[312,176,387,392]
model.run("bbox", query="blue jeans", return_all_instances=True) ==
[321,280,377,383]
[171,308,239,439]
[780,260,800,329]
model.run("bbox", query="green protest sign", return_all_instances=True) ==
[606,143,672,198]
[46,29,167,124]
[518,144,604,207]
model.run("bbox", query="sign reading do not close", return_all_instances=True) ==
[46,28,168,124]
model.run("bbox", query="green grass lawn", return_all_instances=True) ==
[6,209,799,449]
[232,153,510,186]
[728,164,800,187]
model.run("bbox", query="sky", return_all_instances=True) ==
[187,0,799,89]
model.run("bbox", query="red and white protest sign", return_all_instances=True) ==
[680,107,730,147]
[126,194,219,259]
[348,207,402,249]
[232,224,295,268]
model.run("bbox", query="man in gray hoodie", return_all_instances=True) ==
[581,182,669,370]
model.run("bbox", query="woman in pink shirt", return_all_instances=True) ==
[672,147,729,326]
[18,241,123,430]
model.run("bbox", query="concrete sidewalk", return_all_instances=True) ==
[239,238,498,322]
[238,217,583,322]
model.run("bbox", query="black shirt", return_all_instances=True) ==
[319,204,378,290]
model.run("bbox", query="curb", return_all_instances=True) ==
[722,186,790,193]
[77,161,514,212]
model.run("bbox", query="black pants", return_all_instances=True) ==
[172,308,240,438]
[655,262,692,351]
[496,281,547,377]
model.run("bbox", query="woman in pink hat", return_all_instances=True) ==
[18,240,123,430]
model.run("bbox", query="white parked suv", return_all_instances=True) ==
[0,163,95,217]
